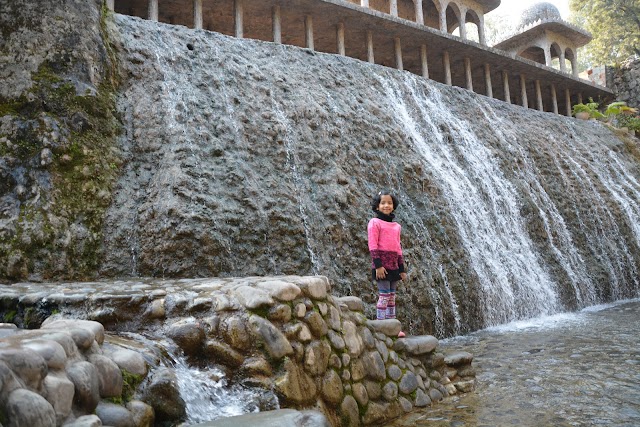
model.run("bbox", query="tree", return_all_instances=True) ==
[569,0,640,66]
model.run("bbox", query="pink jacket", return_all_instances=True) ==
[367,218,404,272]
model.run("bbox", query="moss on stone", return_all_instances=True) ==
[121,369,145,403]
[2,310,16,323]
[0,4,122,281]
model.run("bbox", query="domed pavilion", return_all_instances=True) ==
[493,2,591,77]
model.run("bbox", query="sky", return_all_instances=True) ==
[493,0,571,20]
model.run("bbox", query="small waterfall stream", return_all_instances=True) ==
[115,332,277,424]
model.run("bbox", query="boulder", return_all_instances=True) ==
[67,361,101,413]
[366,319,401,337]
[5,388,56,427]
[339,395,360,427]
[255,280,302,301]
[393,335,438,355]
[42,319,104,345]
[126,400,155,427]
[320,369,344,405]
[0,347,48,390]
[274,359,317,405]
[166,319,206,356]
[95,401,135,427]
[88,354,124,397]
[43,372,75,424]
[140,368,186,424]
[444,351,473,366]
[248,315,293,359]
[336,297,364,312]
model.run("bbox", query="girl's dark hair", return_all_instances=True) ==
[371,191,399,212]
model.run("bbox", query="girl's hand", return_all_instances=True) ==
[375,267,387,279]
[400,272,408,281]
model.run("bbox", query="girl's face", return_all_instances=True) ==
[378,195,394,215]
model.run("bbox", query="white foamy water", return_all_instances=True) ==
[379,73,559,325]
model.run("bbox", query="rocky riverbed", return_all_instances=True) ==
[388,298,640,427]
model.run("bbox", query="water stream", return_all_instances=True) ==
[389,299,640,427]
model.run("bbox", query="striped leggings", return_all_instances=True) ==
[376,280,399,320]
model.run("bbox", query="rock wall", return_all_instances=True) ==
[0,0,122,280]
[0,276,474,426]
[608,57,640,108]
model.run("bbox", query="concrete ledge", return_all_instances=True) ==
[192,409,330,427]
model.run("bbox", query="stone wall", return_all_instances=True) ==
[0,276,475,426]
[608,57,640,108]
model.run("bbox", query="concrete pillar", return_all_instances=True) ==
[544,46,552,66]
[565,88,572,116]
[520,74,528,108]
[571,56,579,77]
[337,23,345,55]
[194,0,203,29]
[415,0,424,24]
[535,80,543,111]
[439,9,447,32]
[148,0,159,21]
[367,31,375,63]
[361,0,369,7]
[459,11,467,39]
[464,57,473,91]
[484,63,492,98]
[578,92,583,104]
[394,37,403,71]
[443,51,451,85]
[559,51,566,73]
[106,0,114,11]
[551,84,558,114]
[390,0,398,17]
[305,15,314,50]
[234,0,243,38]
[478,17,486,45]
[272,6,282,43]
[421,44,429,79]
[502,70,510,104]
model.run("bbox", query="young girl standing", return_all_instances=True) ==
[367,191,407,332]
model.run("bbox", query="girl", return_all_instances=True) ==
[368,191,407,332]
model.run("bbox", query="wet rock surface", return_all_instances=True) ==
[0,275,475,426]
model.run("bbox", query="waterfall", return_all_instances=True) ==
[104,15,640,335]
[379,73,560,325]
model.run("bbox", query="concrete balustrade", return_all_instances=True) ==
[109,0,612,116]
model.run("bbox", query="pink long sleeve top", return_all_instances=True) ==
[368,217,405,280]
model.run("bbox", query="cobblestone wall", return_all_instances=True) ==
[607,57,640,108]
[0,276,475,426]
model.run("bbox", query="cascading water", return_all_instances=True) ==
[379,72,559,325]
[116,333,277,423]
[104,15,640,336]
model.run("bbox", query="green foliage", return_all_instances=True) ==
[569,0,640,65]
[617,113,640,131]
[572,98,604,118]
[604,101,638,119]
